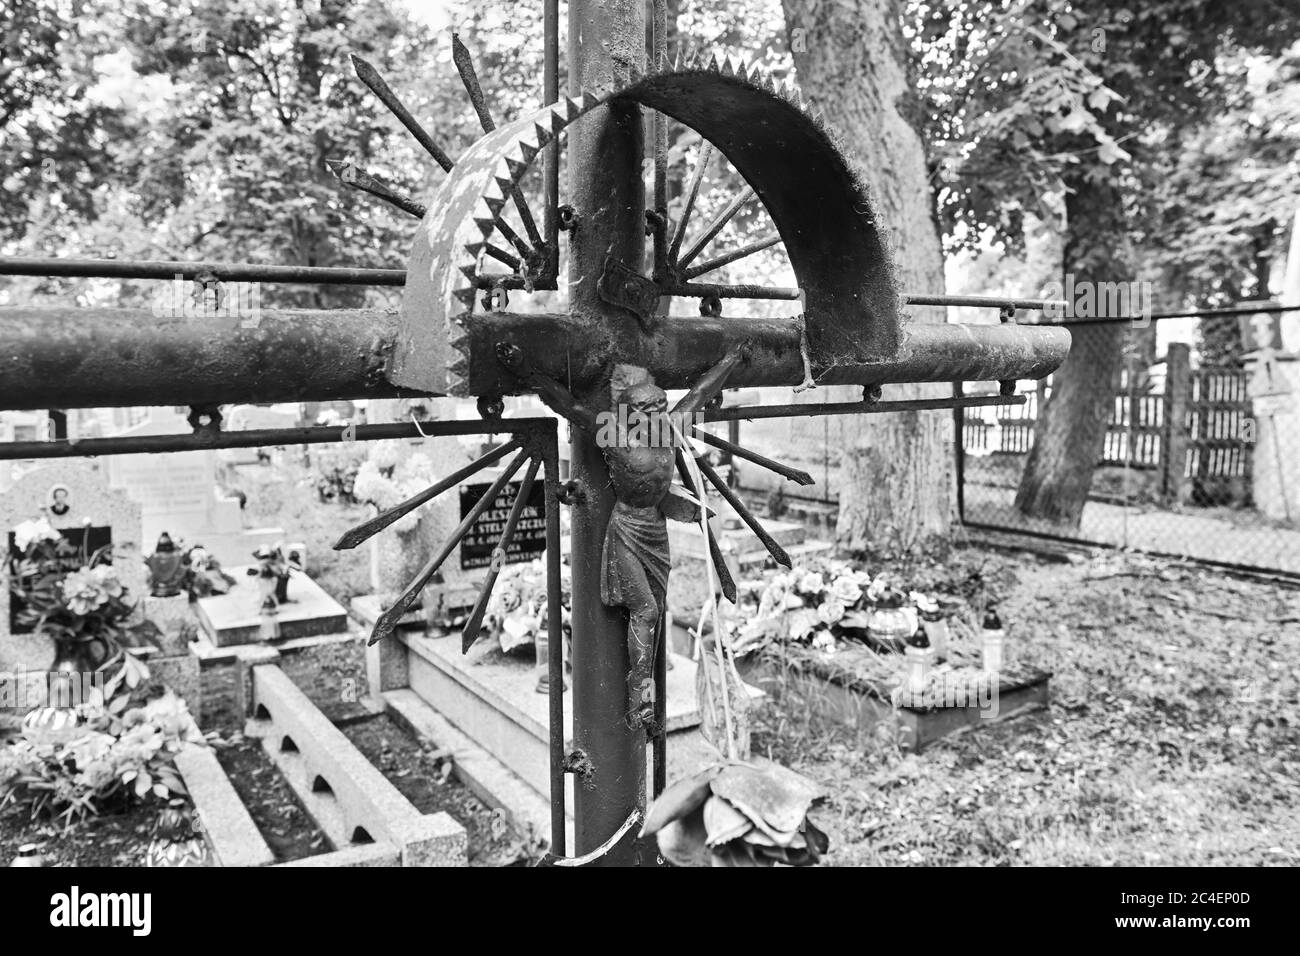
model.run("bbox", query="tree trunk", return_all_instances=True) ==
[1015,177,1130,525]
[781,0,950,552]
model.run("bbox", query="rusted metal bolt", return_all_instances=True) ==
[476,395,504,420]
[863,385,883,404]
[561,749,595,782]
[699,294,722,317]
[557,204,578,231]
[187,403,224,435]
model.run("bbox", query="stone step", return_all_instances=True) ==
[734,538,835,571]
[668,515,810,560]
[383,687,563,848]
[401,632,759,813]
[384,687,733,855]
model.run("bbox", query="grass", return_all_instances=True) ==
[750,546,1300,866]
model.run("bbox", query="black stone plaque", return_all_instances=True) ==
[458,479,547,570]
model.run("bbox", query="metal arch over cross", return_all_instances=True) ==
[0,0,1069,867]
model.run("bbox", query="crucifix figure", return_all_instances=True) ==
[496,341,746,729]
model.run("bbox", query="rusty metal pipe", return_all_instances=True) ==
[0,307,418,409]
[461,312,1070,395]
[0,307,1068,410]
[701,393,1026,422]
[0,421,541,461]
[0,256,406,286]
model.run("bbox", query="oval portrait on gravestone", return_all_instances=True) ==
[47,483,72,518]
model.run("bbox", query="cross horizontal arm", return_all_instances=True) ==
[450,311,1071,397]
[0,307,1069,411]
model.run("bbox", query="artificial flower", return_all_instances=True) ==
[61,569,109,615]
[91,565,125,598]
[794,570,824,596]
[910,591,939,615]
[369,438,406,472]
[829,574,862,605]
[785,608,819,641]
[643,761,829,867]
[816,599,847,627]
[351,460,394,505]
[13,517,60,552]
[811,631,837,655]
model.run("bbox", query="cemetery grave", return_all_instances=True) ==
[0,435,531,867]
[754,547,1299,867]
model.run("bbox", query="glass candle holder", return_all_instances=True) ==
[982,632,1003,674]
[921,614,949,660]
[904,644,930,696]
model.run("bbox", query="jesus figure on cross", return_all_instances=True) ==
[496,341,747,730]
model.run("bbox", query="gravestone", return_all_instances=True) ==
[194,565,348,647]
[1244,370,1299,522]
[1238,301,1300,521]
[458,476,547,570]
[0,461,145,677]
[103,407,282,565]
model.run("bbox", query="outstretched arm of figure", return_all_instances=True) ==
[496,342,599,434]
[672,341,749,416]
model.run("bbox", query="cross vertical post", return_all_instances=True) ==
[566,0,650,866]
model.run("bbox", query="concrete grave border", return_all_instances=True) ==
[174,743,275,867]
[249,663,466,866]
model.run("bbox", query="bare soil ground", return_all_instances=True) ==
[0,801,161,867]
[751,547,1299,866]
[214,735,328,862]
[342,716,543,866]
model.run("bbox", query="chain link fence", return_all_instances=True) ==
[730,309,1300,577]
[964,309,1298,576]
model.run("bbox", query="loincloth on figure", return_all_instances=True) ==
[600,501,670,611]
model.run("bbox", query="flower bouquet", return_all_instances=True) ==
[8,518,135,680]
[351,440,440,534]
[482,558,571,656]
[731,557,941,658]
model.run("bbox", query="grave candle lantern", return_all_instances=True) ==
[868,586,915,651]
[904,625,931,697]
[981,607,1005,675]
[913,591,949,661]
[8,844,47,868]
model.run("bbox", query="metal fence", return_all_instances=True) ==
[732,309,1300,578]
